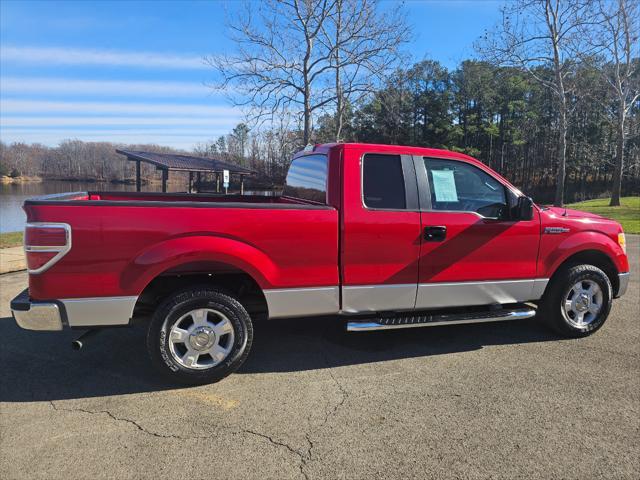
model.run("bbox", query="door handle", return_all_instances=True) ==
[424,226,447,242]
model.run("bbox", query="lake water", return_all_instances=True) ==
[0,181,275,233]
[0,181,183,233]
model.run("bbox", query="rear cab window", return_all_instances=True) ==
[283,154,328,204]
[362,154,407,209]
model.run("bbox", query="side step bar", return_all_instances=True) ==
[347,307,536,332]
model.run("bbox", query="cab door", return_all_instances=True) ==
[341,150,421,313]
[415,156,542,309]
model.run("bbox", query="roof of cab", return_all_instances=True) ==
[294,142,477,163]
[292,142,519,193]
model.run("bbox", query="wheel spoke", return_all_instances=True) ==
[575,311,585,325]
[170,327,189,343]
[191,309,209,326]
[214,318,233,336]
[588,303,600,315]
[564,299,574,312]
[211,344,229,362]
[182,351,199,367]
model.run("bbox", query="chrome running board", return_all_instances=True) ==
[346,307,536,332]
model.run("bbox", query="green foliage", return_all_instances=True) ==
[0,232,23,248]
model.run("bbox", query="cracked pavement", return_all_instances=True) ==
[1,236,638,479]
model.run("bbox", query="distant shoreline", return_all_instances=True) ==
[0,175,183,186]
[1,175,42,184]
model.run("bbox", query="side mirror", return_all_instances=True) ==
[515,196,534,221]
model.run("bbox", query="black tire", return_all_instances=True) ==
[539,264,612,338]
[146,287,253,384]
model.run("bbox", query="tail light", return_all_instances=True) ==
[24,223,72,274]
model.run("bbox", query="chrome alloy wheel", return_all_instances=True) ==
[168,308,235,370]
[563,279,603,328]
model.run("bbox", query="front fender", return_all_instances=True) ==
[540,230,628,278]
[120,235,279,293]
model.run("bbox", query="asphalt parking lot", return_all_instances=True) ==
[1,236,638,479]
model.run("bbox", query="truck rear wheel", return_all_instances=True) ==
[146,287,253,384]
[539,264,612,338]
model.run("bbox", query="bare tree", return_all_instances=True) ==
[211,0,407,145]
[589,0,639,206]
[210,0,337,145]
[320,0,409,141]
[479,0,591,206]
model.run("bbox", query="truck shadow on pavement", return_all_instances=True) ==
[0,314,559,402]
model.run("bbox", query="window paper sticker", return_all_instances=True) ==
[432,170,458,202]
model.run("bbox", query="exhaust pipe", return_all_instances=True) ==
[72,329,99,350]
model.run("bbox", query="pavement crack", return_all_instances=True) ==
[292,353,351,477]
[324,367,349,426]
[48,400,185,439]
[240,428,304,457]
[240,429,310,480]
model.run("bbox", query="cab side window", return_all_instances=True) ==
[363,154,406,209]
[424,158,507,218]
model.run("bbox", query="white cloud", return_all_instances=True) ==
[0,99,241,117]
[0,45,210,69]
[1,128,229,136]
[0,77,220,97]
[0,116,237,127]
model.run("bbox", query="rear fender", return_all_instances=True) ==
[120,235,278,293]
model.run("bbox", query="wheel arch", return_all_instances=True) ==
[124,235,275,321]
[132,262,269,321]
[544,249,619,298]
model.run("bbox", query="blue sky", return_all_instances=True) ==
[0,0,502,150]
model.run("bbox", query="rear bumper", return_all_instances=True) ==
[11,289,63,331]
[11,289,138,330]
[616,272,630,298]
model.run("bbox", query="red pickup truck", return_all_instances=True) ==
[11,143,630,384]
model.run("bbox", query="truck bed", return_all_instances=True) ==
[25,191,329,209]
[23,190,339,301]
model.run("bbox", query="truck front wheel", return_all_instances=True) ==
[539,264,613,338]
[146,288,253,384]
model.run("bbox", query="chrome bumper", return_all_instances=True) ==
[11,289,138,329]
[616,272,630,298]
[11,289,63,331]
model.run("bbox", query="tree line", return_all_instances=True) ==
[0,140,181,185]
[0,132,298,191]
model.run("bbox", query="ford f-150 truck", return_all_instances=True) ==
[11,143,630,384]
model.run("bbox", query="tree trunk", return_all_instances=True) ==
[334,1,343,142]
[610,106,625,206]
[554,103,567,207]
[303,25,313,145]
[303,86,311,145]
[335,86,343,142]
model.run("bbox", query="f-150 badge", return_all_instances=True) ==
[544,227,571,234]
